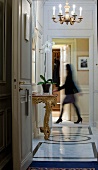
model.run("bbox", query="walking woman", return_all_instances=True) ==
[53,64,82,124]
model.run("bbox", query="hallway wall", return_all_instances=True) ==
[32,1,45,134]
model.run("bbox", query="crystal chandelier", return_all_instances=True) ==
[52,1,83,25]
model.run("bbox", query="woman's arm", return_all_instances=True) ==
[53,83,65,93]
[58,84,65,91]
[53,87,58,92]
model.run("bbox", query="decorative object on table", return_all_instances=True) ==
[78,56,89,71]
[39,40,55,77]
[39,40,55,53]
[52,0,83,25]
[37,75,55,93]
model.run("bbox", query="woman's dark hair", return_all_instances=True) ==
[66,64,72,78]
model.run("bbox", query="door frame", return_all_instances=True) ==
[52,40,77,120]
[48,35,94,126]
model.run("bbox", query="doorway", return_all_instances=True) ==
[52,38,89,123]
[52,49,60,116]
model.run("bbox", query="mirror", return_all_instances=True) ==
[0,0,6,82]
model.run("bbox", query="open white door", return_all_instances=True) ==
[12,0,32,170]
[60,46,71,120]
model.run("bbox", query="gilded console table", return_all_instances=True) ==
[32,94,57,140]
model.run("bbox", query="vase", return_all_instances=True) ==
[42,84,51,94]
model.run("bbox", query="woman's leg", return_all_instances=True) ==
[73,102,81,119]
[55,96,68,123]
[73,102,82,123]
[55,103,64,123]
[59,103,64,119]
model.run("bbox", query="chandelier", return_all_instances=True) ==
[52,1,83,25]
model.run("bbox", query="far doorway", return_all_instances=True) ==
[52,38,89,123]
[52,44,71,121]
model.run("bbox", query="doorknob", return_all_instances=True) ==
[19,87,23,91]
[19,81,26,85]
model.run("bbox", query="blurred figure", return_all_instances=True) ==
[53,56,60,87]
[53,64,82,124]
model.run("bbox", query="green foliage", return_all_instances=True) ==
[37,75,55,85]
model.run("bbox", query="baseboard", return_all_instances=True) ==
[0,154,12,170]
[21,152,32,170]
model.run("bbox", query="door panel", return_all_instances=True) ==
[12,0,32,169]
[21,0,31,80]
[6,108,12,146]
[60,46,71,121]
[0,0,12,168]
[0,111,5,151]
[20,88,32,161]
[52,49,60,112]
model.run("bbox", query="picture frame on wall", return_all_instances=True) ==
[78,56,89,70]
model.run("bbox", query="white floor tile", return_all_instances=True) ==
[32,117,98,162]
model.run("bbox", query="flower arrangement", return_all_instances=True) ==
[37,75,55,93]
[37,75,55,85]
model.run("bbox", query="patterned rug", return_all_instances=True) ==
[28,168,95,170]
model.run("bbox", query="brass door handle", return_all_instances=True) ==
[19,87,23,91]
[19,81,26,85]
[25,89,29,116]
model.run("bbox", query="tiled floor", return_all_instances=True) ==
[32,117,98,162]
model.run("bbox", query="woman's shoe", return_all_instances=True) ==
[55,118,62,124]
[74,117,82,124]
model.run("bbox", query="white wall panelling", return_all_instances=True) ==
[72,86,89,122]
[94,92,98,127]
[32,0,45,134]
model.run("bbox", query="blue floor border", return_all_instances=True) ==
[28,161,98,169]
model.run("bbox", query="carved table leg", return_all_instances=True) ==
[44,101,51,140]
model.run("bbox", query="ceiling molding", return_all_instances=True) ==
[44,0,96,4]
